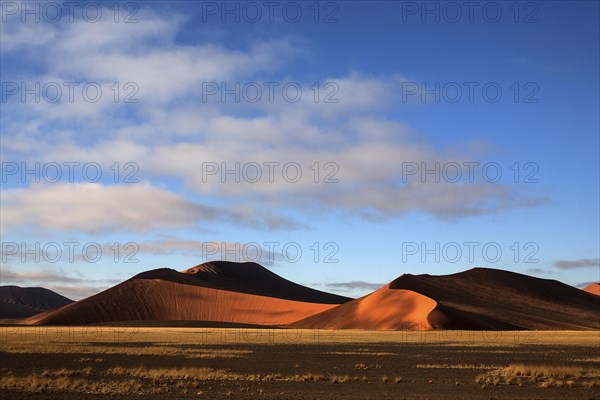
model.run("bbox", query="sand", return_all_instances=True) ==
[22,263,348,326]
[582,282,600,296]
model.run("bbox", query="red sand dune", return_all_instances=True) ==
[290,285,436,330]
[0,286,73,319]
[20,264,600,330]
[23,262,350,326]
[582,282,600,296]
[293,268,600,330]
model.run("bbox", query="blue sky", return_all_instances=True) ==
[1,1,598,299]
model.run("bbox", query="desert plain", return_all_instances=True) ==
[1,262,599,399]
[0,327,599,400]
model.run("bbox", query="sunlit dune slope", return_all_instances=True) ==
[291,285,436,330]
[22,262,349,326]
[582,282,600,296]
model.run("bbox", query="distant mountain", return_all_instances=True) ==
[292,268,600,330]
[23,262,351,325]
[0,286,73,319]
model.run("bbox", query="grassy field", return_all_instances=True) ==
[1,327,599,399]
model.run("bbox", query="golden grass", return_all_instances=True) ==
[0,365,368,394]
[329,374,350,383]
[0,342,253,359]
[1,327,598,346]
[325,351,397,356]
[416,363,501,369]
[42,367,92,377]
[503,364,595,379]
[354,363,382,370]
[476,364,600,389]
[1,374,143,394]
[1,327,598,395]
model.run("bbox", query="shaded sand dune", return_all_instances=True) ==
[179,261,349,303]
[293,268,600,330]
[0,286,73,319]
[582,282,600,296]
[23,262,350,326]
[390,268,600,330]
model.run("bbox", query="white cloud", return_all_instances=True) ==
[555,258,600,269]
[1,7,546,236]
[0,182,228,233]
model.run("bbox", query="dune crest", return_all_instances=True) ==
[582,282,600,296]
[291,284,436,330]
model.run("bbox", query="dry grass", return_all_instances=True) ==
[329,374,350,383]
[503,364,594,379]
[0,342,252,359]
[1,374,144,394]
[325,351,397,356]
[42,367,93,377]
[476,364,600,389]
[416,363,500,370]
[0,365,366,394]
[353,363,382,370]
[2,328,598,396]
[2,327,598,346]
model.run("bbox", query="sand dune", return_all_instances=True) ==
[23,262,349,326]
[390,268,600,330]
[582,282,600,296]
[291,285,436,330]
[294,268,600,330]
[179,261,350,303]
[18,264,600,330]
[0,286,73,319]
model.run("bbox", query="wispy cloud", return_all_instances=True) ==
[554,258,600,270]
[1,182,297,233]
[526,267,552,274]
[0,267,119,300]
[138,238,278,266]
[324,281,384,291]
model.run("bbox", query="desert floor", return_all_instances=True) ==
[0,327,598,399]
